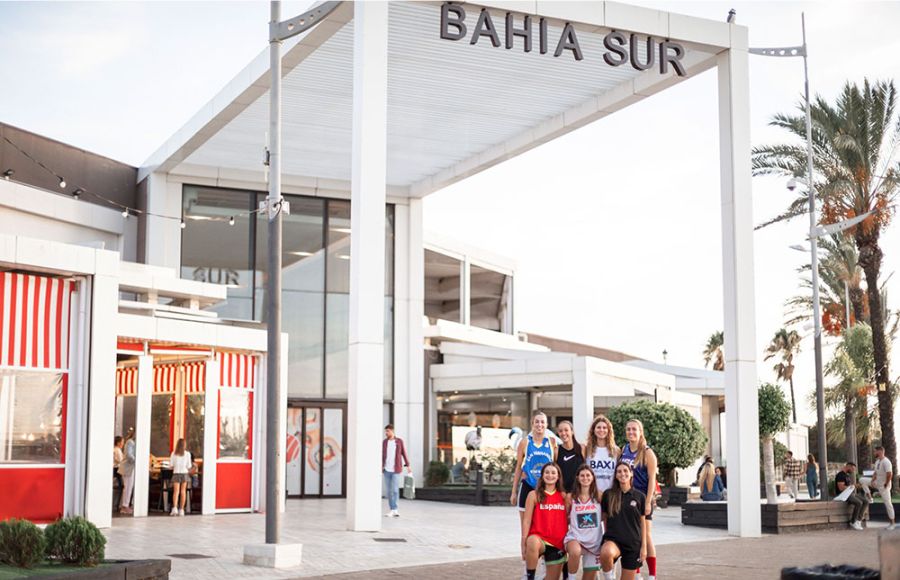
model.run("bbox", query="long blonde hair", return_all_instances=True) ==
[584,415,619,460]
[700,461,716,493]
[625,419,648,466]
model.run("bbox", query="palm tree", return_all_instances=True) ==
[753,79,900,472]
[764,329,801,424]
[703,331,724,371]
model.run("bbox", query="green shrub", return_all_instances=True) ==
[44,516,106,566]
[608,400,708,486]
[425,460,450,487]
[0,518,46,568]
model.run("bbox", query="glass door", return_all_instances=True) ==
[286,404,345,498]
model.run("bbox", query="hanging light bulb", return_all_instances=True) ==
[73,188,84,200]
[2,169,13,180]
[122,208,129,219]
[180,219,186,229]
[228,216,235,226]
[58,177,66,189]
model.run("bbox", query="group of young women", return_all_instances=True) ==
[511,412,659,580]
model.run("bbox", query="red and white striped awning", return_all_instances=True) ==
[0,272,75,371]
[218,352,256,389]
[116,362,207,396]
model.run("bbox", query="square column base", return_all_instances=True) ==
[243,543,302,569]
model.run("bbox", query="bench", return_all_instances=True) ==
[682,500,868,534]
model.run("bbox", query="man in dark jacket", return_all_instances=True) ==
[382,424,411,517]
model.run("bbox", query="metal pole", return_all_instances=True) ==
[802,12,829,500]
[845,281,851,329]
[266,0,283,543]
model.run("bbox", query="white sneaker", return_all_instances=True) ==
[178,509,185,516]
[850,521,864,531]
[169,507,177,516]
[888,523,897,530]
[390,509,399,518]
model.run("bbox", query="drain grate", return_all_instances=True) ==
[373,537,407,543]
[448,544,471,550]
[167,553,215,559]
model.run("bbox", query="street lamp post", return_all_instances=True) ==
[750,13,829,499]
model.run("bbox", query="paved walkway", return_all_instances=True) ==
[303,525,890,579]
[104,498,728,579]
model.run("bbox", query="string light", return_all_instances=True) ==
[3,134,266,226]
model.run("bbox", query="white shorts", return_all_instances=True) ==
[581,550,601,571]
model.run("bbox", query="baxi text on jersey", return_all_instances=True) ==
[439,3,686,77]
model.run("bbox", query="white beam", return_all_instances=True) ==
[132,354,153,518]
[202,359,219,515]
[346,0,389,533]
[717,29,761,538]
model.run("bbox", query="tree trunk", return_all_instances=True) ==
[789,376,798,424]
[844,398,858,466]
[762,436,778,503]
[856,234,897,479]
[849,285,867,324]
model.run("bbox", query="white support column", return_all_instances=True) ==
[82,270,118,528]
[202,359,219,515]
[347,0,388,533]
[718,32,761,538]
[460,257,471,326]
[572,358,592,439]
[142,172,182,268]
[132,354,153,518]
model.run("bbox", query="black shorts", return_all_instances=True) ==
[517,480,534,511]
[602,539,641,571]
[541,542,567,565]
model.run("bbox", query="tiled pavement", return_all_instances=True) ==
[104,498,730,579]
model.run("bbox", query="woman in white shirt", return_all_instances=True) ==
[170,438,193,516]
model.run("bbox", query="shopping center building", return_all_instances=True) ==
[0,1,765,536]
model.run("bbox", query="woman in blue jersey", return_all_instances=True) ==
[620,419,658,580]
[511,411,558,524]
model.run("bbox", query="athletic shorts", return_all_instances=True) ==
[540,541,567,566]
[581,550,601,572]
[517,480,534,511]
[602,539,641,571]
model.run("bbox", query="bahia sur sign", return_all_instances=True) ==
[439,3,687,77]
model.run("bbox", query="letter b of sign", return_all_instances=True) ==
[441,3,467,41]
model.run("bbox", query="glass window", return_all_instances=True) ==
[219,389,251,460]
[470,264,511,332]
[325,201,351,398]
[425,250,462,323]
[150,395,173,457]
[0,372,64,463]
[257,195,326,398]
[182,186,256,320]
[184,394,205,461]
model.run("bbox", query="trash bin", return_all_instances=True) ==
[402,474,415,500]
[781,564,880,579]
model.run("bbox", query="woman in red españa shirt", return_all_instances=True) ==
[521,462,569,580]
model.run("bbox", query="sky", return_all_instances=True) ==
[1,1,899,428]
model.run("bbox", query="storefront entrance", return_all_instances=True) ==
[286,403,345,498]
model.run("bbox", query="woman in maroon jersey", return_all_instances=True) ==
[522,462,569,580]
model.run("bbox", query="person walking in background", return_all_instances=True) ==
[113,436,125,504]
[119,428,136,514]
[584,415,619,494]
[599,462,646,580]
[382,424,411,518]
[867,445,896,530]
[699,461,725,501]
[169,438,193,516]
[806,454,819,500]
[782,451,802,500]
[564,466,604,580]
[521,463,569,580]
[555,420,584,494]
[620,419,658,580]
[836,462,867,530]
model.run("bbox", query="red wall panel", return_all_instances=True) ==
[216,462,252,510]
[0,468,65,523]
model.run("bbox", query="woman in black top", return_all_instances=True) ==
[600,462,646,580]
[554,420,584,493]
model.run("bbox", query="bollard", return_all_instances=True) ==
[475,469,484,505]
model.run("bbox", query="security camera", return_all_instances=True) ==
[787,178,798,191]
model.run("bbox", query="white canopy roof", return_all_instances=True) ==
[140,1,740,196]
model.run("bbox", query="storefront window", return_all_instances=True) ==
[182,187,256,321]
[425,249,463,323]
[219,389,251,460]
[184,394,205,461]
[150,395,173,457]
[470,264,512,332]
[0,372,63,463]
[436,392,528,466]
